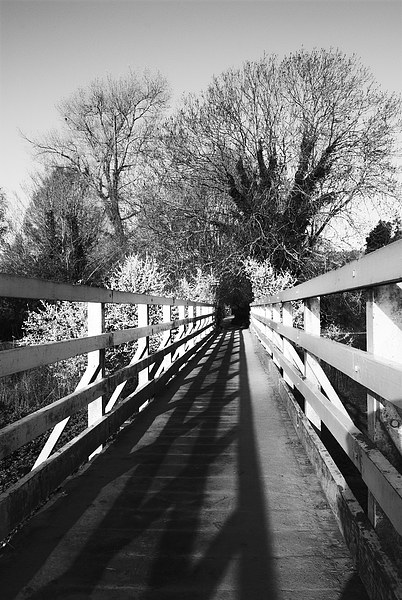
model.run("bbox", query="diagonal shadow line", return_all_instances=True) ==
[142,329,238,595]
[338,571,370,599]
[139,327,279,600]
[142,512,241,600]
[237,328,278,600]
[3,329,238,598]
[0,330,223,596]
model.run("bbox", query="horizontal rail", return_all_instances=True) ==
[0,321,212,459]
[0,271,217,541]
[0,313,213,378]
[0,327,215,541]
[253,313,402,409]
[253,238,402,304]
[0,272,213,307]
[252,321,402,537]
[250,241,402,554]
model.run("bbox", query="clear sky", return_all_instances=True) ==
[1,0,402,206]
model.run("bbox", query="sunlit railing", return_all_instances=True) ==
[250,239,402,543]
[0,274,215,540]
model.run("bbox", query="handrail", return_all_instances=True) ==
[253,237,402,304]
[0,314,208,378]
[0,274,216,541]
[0,272,211,306]
[250,238,402,543]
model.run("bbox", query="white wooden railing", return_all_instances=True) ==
[0,274,215,540]
[250,239,402,542]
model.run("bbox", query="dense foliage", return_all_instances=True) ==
[154,49,401,281]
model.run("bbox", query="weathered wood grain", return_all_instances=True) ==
[253,238,402,303]
[253,326,402,538]
[253,313,402,409]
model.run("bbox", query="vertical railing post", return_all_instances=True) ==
[32,301,106,469]
[272,302,281,367]
[137,302,150,388]
[161,303,172,372]
[202,305,210,337]
[191,304,198,344]
[196,305,204,343]
[205,305,212,330]
[264,303,273,356]
[87,301,105,458]
[303,297,321,431]
[282,301,294,388]
[366,284,402,527]
[177,304,186,356]
[187,304,195,350]
[196,305,204,345]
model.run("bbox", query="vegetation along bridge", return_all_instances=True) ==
[1,240,402,599]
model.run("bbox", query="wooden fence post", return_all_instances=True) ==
[272,302,281,367]
[186,305,195,350]
[153,303,172,378]
[366,284,402,527]
[32,301,106,469]
[282,301,294,388]
[176,304,186,356]
[87,301,105,458]
[203,305,211,336]
[162,303,172,369]
[137,302,150,388]
[304,297,321,431]
[264,303,273,356]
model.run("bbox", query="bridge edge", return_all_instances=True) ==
[251,329,402,600]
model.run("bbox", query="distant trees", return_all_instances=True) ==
[136,181,233,279]
[0,189,10,247]
[27,71,169,251]
[2,168,113,283]
[365,219,402,253]
[161,49,401,278]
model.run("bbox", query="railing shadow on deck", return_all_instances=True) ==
[1,325,278,599]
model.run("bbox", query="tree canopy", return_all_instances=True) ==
[2,168,113,283]
[8,50,402,313]
[158,49,401,278]
[27,70,169,251]
[365,219,402,254]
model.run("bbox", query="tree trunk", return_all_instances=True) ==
[107,189,128,254]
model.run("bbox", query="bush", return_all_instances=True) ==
[105,254,171,369]
[0,255,172,427]
[243,258,295,302]
[21,300,87,386]
[174,268,218,303]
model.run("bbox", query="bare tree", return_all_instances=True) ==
[164,49,401,276]
[0,189,10,248]
[26,70,169,251]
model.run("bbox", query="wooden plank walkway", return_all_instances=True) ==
[0,325,369,599]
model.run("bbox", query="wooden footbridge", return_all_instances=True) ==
[1,241,402,599]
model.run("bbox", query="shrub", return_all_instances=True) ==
[174,268,218,303]
[243,258,295,302]
[2,254,172,428]
[21,300,87,387]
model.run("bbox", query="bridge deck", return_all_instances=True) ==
[0,325,369,599]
